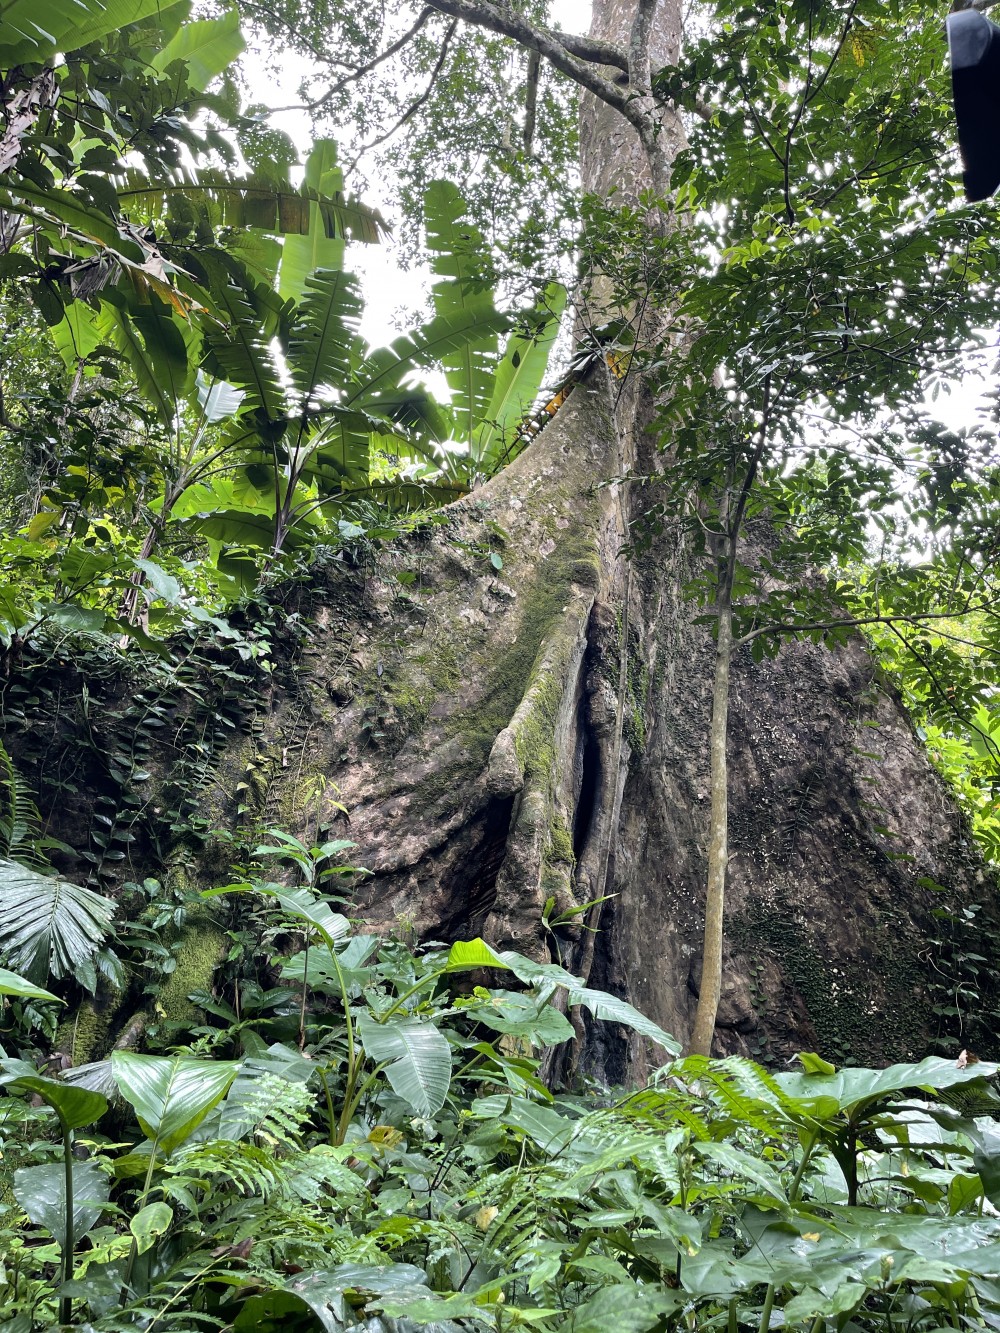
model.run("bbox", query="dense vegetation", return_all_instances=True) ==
[4,0,1000,1326]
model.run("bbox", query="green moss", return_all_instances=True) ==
[455,533,598,771]
[56,997,116,1065]
[156,915,227,1028]
[547,816,575,865]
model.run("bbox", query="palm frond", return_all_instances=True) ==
[0,860,116,986]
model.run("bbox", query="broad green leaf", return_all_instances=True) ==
[469,1094,575,1153]
[129,1201,173,1255]
[0,966,61,1003]
[13,1160,108,1248]
[444,938,510,972]
[135,560,181,604]
[1,0,168,69]
[150,9,245,91]
[356,1013,452,1117]
[287,267,364,405]
[501,950,681,1055]
[0,1062,108,1129]
[775,1056,1000,1116]
[279,139,348,303]
[473,282,567,472]
[111,1052,238,1156]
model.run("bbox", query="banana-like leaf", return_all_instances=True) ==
[357,1013,453,1117]
[288,267,364,407]
[0,183,124,250]
[279,140,348,303]
[111,1052,239,1157]
[350,307,511,410]
[94,298,195,426]
[0,965,61,1003]
[198,257,287,422]
[117,172,387,245]
[1,0,169,65]
[0,860,115,985]
[473,282,567,473]
[149,9,245,92]
[425,180,500,449]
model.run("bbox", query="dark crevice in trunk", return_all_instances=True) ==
[573,726,602,863]
[437,794,516,939]
[577,890,630,1087]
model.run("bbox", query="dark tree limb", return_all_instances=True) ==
[270,7,434,113]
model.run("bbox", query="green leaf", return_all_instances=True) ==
[356,1013,453,1116]
[0,860,115,984]
[444,938,511,973]
[1,0,170,69]
[135,560,181,605]
[0,965,61,1003]
[278,139,348,303]
[0,1062,108,1130]
[13,1161,108,1249]
[150,9,245,92]
[775,1055,1000,1117]
[111,1052,238,1157]
[473,282,567,473]
[129,1201,173,1255]
[287,267,363,405]
[204,882,350,951]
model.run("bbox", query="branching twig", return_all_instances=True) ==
[345,18,459,174]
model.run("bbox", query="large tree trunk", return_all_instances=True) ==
[11,0,994,1072]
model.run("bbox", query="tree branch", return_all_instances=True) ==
[345,17,459,174]
[422,0,639,123]
[272,7,434,114]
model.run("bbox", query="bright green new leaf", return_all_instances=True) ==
[150,8,245,91]
[444,938,510,973]
[130,1201,174,1254]
[0,966,61,1003]
[0,1061,108,1130]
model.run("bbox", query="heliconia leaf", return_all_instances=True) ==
[111,1052,239,1156]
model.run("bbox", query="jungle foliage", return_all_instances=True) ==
[4,0,1000,1326]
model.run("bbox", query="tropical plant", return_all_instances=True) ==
[0,859,119,991]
